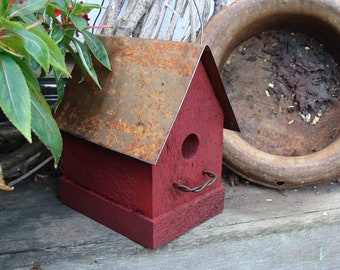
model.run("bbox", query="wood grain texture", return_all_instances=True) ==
[0,175,339,269]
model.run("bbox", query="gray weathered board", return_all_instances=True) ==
[0,172,339,270]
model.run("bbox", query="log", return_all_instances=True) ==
[98,0,124,35]
[0,137,48,179]
[0,122,26,153]
[98,0,222,42]
[115,0,154,37]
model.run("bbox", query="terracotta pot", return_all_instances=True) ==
[204,0,340,189]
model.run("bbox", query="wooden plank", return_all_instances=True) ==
[1,222,339,270]
[0,175,339,269]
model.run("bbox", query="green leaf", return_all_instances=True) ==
[0,1,7,16]
[20,13,46,32]
[0,53,32,142]
[70,13,87,31]
[64,40,86,83]
[46,0,67,14]
[0,17,25,30]
[49,53,69,76]
[30,87,62,165]
[51,24,65,44]
[71,2,104,16]
[13,29,50,73]
[9,0,46,18]
[53,68,66,111]
[30,28,70,77]
[81,30,111,70]
[0,34,28,58]
[70,36,101,88]
[13,56,40,93]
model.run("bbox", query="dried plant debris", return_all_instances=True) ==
[258,30,339,124]
[0,165,14,191]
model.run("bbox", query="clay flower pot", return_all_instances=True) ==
[204,0,340,189]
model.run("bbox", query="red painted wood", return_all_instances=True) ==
[60,175,224,249]
[62,133,153,217]
[60,60,225,248]
[151,61,224,217]
[60,176,154,247]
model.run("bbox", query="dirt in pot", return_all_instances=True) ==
[222,30,340,156]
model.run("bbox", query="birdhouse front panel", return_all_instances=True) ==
[55,36,239,249]
[150,61,225,218]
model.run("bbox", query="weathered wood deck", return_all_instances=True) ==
[0,171,339,270]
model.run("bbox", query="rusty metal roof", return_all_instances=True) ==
[55,36,238,164]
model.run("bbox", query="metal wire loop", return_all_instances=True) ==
[173,170,217,193]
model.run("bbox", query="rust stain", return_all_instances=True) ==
[54,35,232,164]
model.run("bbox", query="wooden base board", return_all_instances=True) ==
[60,176,225,249]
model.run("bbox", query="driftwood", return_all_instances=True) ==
[99,0,124,35]
[0,122,50,180]
[98,0,221,42]
[0,122,26,153]
[115,0,154,37]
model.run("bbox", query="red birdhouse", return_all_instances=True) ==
[55,36,239,249]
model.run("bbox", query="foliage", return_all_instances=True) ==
[0,0,111,166]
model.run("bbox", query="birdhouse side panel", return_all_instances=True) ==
[151,61,225,218]
[61,133,154,217]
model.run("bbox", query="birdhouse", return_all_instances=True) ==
[55,36,239,249]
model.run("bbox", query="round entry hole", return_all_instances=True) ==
[182,134,199,159]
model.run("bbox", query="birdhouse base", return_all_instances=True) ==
[60,176,224,249]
